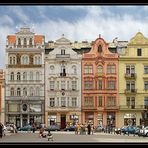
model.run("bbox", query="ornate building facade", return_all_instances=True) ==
[119,32,148,127]
[0,70,5,124]
[5,26,45,128]
[82,35,119,127]
[45,35,82,129]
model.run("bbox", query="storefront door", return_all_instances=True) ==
[61,114,66,129]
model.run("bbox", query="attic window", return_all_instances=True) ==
[98,45,102,53]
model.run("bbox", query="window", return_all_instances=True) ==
[72,81,77,90]
[49,98,55,107]
[144,81,148,90]
[126,97,135,108]
[61,65,66,76]
[23,72,27,80]
[30,87,34,96]
[98,80,102,90]
[144,66,148,74]
[50,81,55,90]
[9,56,16,65]
[67,81,69,90]
[98,45,102,53]
[137,48,142,56]
[107,64,115,74]
[10,87,14,96]
[24,38,27,47]
[72,65,77,74]
[126,65,135,74]
[36,72,40,80]
[21,55,29,64]
[57,81,59,90]
[10,72,14,81]
[61,49,65,55]
[17,72,21,81]
[57,97,59,107]
[84,65,93,74]
[67,97,70,107]
[107,81,115,90]
[126,81,135,90]
[98,65,103,74]
[107,96,116,106]
[84,81,93,90]
[36,87,40,96]
[29,38,32,46]
[84,96,93,106]
[17,88,21,96]
[61,97,66,107]
[18,38,21,46]
[34,56,41,65]
[72,98,77,107]
[61,81,65,90]
[23,87,27,96]
[98,96,102,107]
[30,72,33,80]
[144,97,148,106]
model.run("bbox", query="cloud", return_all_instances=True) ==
[0,6,148,69]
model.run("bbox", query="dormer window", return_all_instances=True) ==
[98,45,102,53]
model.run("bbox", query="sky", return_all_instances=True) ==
[0,5,148,68]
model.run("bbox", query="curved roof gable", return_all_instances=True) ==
[55,34,71,45]
[128,32,148,45]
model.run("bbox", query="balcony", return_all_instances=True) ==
[56,54,70,58]
[124,89,137,94]
[124,73,136,79]
[120,105,146,110]
[60,73,66,77]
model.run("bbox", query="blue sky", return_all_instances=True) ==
[0,5,148,68]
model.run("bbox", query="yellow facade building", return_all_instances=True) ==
[119,32,148,127]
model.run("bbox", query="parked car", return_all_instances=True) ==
[122,126,136,136]
[18,125,32,131]
[64,125,76,131]
[45,124,60,131]
[142,126,148,137]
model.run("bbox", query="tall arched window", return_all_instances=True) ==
[34,55,41,65]
[30,87,34,96]
[23,87,27,96]
[10,72,14,80]
[98,65,103,74]
[30,72,33,80]
[23,72,27,80]
[98,45,102,53]
[17,88,21,96]
[36,87,40,96]
[21,55,29,64]
[17,72,21,81]
[36,72,40,80]
[10,87,14,96]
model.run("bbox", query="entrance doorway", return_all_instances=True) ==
[61,114,66,129]
[22,114,28,127]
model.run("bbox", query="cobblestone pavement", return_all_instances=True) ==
[0,131,148,143]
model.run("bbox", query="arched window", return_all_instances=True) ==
[10,87,14,96]
[10,57,12,64]
[36,87,40,96]
[9,56,16,65]
[30,87,34,96]
[13,57,15,64]
[30,72,33,80]
[98,45,102,53]
[34,55,41,65]
[98,65,103,74]
[72,65,77,74]
[10,72,14,80]
[36,72,40,80]
[21,55,29,64]
[17,72,21,81]
[17,88,21,96]
[23,72,27,80]
[23,87,27,96]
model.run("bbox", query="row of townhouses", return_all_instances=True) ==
[0,26,148,129]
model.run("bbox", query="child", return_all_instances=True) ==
[47,130,53,141]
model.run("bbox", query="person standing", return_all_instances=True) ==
[0,123,3,138]
[87,124,91,135]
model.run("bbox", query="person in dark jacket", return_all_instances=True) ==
[87,124,91,135]
[0,123,3,138]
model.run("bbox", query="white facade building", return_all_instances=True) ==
[45,35,82,129]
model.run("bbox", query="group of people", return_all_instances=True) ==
[75,123,94,135]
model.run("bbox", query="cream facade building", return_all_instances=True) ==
[119,32,147,127]
[45,35,82,129]
[5,26,45,128]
